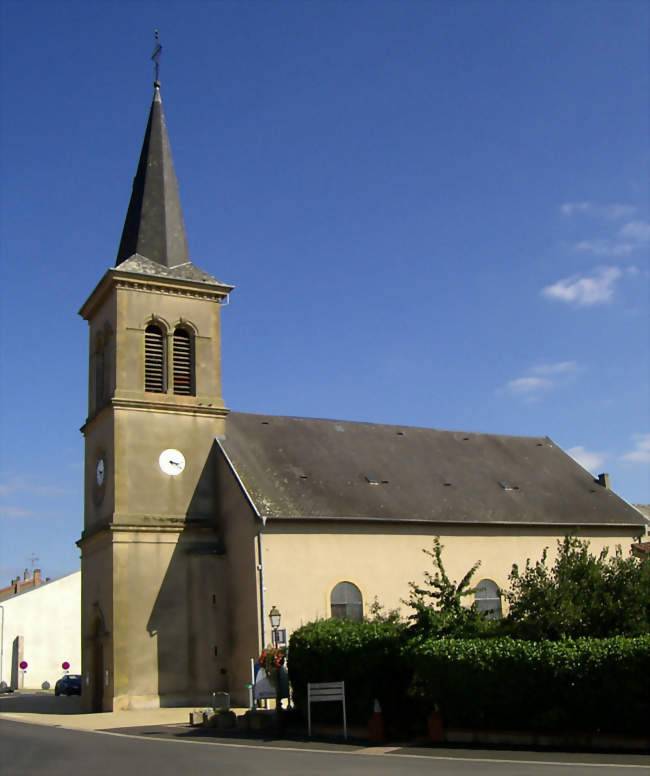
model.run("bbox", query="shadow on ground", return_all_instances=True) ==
[0,692,82,715]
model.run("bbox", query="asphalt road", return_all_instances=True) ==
[1,719,649,776]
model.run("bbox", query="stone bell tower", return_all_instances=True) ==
[78,80,233,711]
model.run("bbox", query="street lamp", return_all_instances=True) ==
[269,605,281,647]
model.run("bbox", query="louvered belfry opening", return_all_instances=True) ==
[173,328,194,395]
[145,324,165,393]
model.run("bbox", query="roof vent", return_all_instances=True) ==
[499,481,519,491]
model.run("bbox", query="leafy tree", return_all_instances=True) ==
[405,537,497,638]
[506,535,650,639]
[366,597,401,623]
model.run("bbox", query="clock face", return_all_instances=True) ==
[96,458,105,486]
[159,449,185,476]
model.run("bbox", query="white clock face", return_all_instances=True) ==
[159,449,185,476]
[96,458,105,486]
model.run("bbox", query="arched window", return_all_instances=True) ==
[330,581,363,622]
[475,579,502,619]
[173,327,194,395]
[145,324,165,393]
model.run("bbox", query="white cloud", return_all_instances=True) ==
[541,266,621,306]
[572,239,636,257]
[504,361,582,401]
[618,220,650,243]
[567,445,606,473]
[620,434,650,465]
[560,202,647,255]
[506,376,552,395]
[0,476,72,497]
[0,506,36,518]
[531,361,580,376]
[560,202,636,220]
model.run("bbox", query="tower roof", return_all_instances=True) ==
[116,86,190,268]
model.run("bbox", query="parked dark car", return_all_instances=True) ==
[54,674,81,696]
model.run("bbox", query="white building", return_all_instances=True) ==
[0,571,80,690]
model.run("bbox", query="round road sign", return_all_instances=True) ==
[19,661,28,670]
[62,661,70,670]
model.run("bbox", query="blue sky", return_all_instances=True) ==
[0,0,648,583]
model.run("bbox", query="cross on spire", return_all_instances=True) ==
[152,29,162,87]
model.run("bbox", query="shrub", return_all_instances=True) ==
[406,635,650,734]
[404,537,500,639]
[506,536,650,639]
[288,618,411,726]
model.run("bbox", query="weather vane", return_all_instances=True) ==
[152,29,162,86]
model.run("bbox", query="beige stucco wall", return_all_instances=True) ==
[1,572,80,690]
[258,522,641,641]
[216,452,265,706]
[109,528,228,710]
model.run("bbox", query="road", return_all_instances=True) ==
[1,718,648,776]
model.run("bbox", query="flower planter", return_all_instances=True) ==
[427,709,444,743]
[367,710,386,744]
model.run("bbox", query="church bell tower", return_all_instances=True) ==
[78,78,233,711]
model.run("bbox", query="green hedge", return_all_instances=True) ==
[407,635,650,734]
[288,621,650,735]
[288,618,414,727]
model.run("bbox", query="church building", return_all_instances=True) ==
[77,81,647,712]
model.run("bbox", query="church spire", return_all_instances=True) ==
[116,83,190,268]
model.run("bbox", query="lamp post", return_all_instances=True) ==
[269,605,281,647]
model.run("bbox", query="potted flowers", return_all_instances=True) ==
[258,645,287,711]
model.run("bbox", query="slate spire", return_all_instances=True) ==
[116,85,190,268]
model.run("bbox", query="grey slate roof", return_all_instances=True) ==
[116,254,227,286]
[219,412,647,527]
[116,87,190,269]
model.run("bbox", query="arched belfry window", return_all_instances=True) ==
[145,324,166,393]
[330,581,363,622]
[173,327,194,396]
[475,579,502,619]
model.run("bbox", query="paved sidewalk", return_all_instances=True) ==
[0,692,247,732]
[0,707,206,730]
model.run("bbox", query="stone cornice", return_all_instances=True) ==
[79,266,232,321]
[78,520,219,546]
[110,396,229,418]
[81,396,229,433]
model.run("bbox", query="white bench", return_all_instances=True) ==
[307,681,347,740]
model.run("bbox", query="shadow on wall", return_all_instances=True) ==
[146,442,228,707]
[11,636,21,690]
